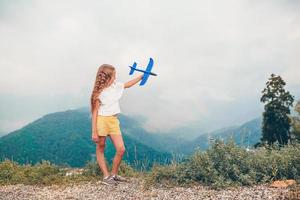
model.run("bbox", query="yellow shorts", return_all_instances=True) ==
[97,115,122,136]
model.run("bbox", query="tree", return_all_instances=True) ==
[260,74,294,146]
[289,100,300,143]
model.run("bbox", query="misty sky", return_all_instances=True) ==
[0,0,299,135]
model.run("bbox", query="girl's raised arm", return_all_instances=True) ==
[124,74,143,89]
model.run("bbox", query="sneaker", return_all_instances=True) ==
[102,175,119,186]
[111,174,128,182]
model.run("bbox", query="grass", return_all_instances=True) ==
[0,139,299,190]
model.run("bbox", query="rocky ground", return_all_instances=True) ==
[0,177,297,200]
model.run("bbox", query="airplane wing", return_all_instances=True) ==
[129,62,137,75]
[140,58,154,86]
[140,73,149,86]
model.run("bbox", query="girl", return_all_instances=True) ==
[90,64,143,186]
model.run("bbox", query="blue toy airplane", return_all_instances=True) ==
[129,57,157,86]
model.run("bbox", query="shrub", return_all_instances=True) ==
[83,160,138,178]
[146,139,300,189]
[0,159,65,185]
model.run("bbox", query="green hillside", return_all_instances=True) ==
[0,107,172,169]
[210,118,262,147]
[0,106,263,168]
[175,118,262,155]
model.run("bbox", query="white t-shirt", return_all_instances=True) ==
[98,80,125,116]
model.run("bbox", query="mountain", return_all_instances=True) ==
[118,114,189,153]
[210,118,262,147]
[0,107,172,169]
[156,127,204,143]
[0,105,264,167]
[175,118,262,155]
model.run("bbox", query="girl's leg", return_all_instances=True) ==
[109,134,126,175]
[96,136,110,177]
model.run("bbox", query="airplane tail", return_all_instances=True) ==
[129,62,137,75]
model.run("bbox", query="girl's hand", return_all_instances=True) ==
[92,132,99,143]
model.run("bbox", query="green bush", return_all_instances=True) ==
[146,139,300,189]
[251,141,300,181]
[83,160,138,178]
[0,159,65,185]
[0,158,139,186]
[82,160,103,177]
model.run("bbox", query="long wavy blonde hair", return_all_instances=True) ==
[90,64,116,113]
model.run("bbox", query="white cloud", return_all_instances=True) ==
[0,0,299,133]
